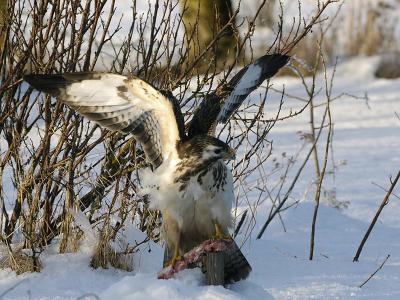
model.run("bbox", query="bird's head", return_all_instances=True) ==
[178,135,235,161]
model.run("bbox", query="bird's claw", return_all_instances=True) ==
[167,255,183,268]
[214,222,231,240]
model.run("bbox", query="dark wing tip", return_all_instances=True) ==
[24,72,106,97]
[275,53,290,66]
[23,74,67,96]
[275,53,290,68]
[273,53,290,62]
[256,53,290,75]
[267,53,290,61]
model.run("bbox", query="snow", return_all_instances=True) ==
[1,54,399,299]
[3,0,400,297]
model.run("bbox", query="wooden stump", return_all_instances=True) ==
[158,239,232,284]
[203,251,225,285]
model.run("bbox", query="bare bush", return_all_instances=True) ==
[0,0,338,273]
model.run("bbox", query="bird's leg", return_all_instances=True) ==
[170,236,183,267]
[213,221,231,240]
[163,211,183,268]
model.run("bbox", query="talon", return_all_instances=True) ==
[168,236,183,268]
[214,222,231,240]
[172,255,183,266]
[167,255,183,267]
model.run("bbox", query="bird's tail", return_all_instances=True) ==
[223,240,252,283]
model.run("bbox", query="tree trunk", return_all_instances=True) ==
[180,0,237,72]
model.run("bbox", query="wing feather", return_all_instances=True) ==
[187,53,289,137]
[24,72,181,168]
[217,54,290,123]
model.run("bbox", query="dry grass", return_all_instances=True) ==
[0,246,42,275]
[90,243,133,272]
[280,1,400,76]
[89,215,134,271]
[343,3,398,57]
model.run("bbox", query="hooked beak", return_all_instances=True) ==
[227,147,236,160]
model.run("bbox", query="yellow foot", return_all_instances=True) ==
[214,222,231,240]
[167,255,183,268]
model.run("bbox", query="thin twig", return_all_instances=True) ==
[353,171,400,262]
[234,209,247,238]
[257,104,329,240]
[309,41,335,260]
[359,254,390,288]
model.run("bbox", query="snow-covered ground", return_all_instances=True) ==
[1,56,399,299]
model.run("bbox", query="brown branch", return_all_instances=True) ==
[309,40,335,260]
[353,171,400,262]
[282,0,340,55]
[359,254,390,288]
[257,101,330,240]
[233,209,247,238]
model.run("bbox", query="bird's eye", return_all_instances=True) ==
[214,149,221,154]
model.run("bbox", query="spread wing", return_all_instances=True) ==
[24,72,185,168]
[217,53,290,123]
[187,53,289,137]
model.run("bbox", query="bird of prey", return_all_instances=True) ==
[24,53,289,283]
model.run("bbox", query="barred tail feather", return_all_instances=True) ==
[223,241,252,283]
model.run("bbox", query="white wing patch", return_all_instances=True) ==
[230,63,262,95]
[217,54,289,123]
[217,64,262,123]
[59,73,180,167]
